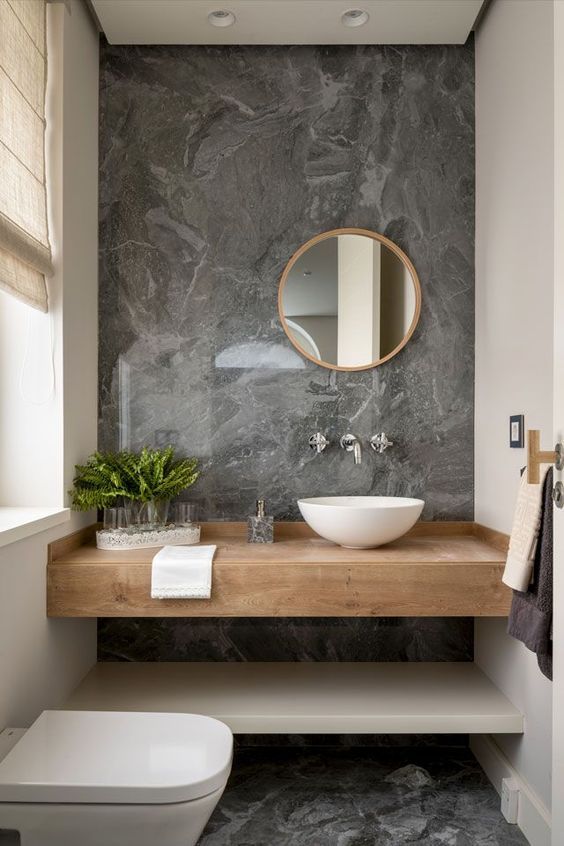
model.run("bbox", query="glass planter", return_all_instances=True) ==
[129,499,170,531]
[103,506,131,531]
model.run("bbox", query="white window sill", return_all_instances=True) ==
[0,507,71,548]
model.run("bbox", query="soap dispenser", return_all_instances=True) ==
[247,499,274,544]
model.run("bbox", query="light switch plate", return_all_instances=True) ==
[509,414,524,448]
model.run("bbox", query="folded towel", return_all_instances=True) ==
[507,469,553,680]
[151,545,216,599]
[502,463,551,591]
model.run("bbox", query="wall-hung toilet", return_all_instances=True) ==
[0,710,233,846]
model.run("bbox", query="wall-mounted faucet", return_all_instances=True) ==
[309,432,393,463]
[340,433,362,465]
[370,432,394,454]
[309,432,330,454]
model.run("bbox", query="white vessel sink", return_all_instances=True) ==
[297,496,425,548]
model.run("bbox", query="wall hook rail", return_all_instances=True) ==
[527,429,564,484]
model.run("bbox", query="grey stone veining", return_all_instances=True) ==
[98,41,475,665]
[97,617,473,662]
[98,40,475,524]
[247,515,274,543]
[233,734,468,749]
[199,748,527,845]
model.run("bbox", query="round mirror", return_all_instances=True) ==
[278,228,421,371]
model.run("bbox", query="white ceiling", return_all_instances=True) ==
[91,0,486,46]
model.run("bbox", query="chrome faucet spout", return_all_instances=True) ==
[353,440,362,465]
[340,433,362,465]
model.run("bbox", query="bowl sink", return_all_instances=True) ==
[297,496,425,548]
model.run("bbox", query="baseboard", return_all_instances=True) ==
[470,735,551,846]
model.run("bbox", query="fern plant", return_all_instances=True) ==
[134,446,199,503]
[70,447,199,511]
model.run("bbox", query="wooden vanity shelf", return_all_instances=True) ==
[47,521,511,618]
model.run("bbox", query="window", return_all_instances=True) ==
[0,0,98,536]
[0,0,67,532]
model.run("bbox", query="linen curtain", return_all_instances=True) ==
[0,0,52,312]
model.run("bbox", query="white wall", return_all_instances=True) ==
[552,1,564,833]
[0,526,96,728]
[0,0,99,728]
[475,0,554,813]
[58,0,100,493]
[338,235,380,365]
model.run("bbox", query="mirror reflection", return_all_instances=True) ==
[279,230,421,370]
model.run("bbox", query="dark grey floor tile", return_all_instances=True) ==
[200,749,528,846]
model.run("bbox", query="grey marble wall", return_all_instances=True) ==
[98,617,473,662]
[98,41,475,667]
[98,40,475,523]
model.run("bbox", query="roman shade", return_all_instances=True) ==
[0,0,52,312]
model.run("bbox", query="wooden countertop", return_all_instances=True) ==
[47,521,511,618]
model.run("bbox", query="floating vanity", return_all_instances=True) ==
[47,521,511,618]
[52,521,521,735]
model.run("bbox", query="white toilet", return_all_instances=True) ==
[0,710,233,846]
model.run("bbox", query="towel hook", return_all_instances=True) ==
[527,429,564,484]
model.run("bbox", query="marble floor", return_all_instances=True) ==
[0,747,529,846]
[200,747,529,846]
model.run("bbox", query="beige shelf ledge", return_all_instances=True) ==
[64,661,524,735]
[47,521,511,618]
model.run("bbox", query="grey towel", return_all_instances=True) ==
[507,468,553,680]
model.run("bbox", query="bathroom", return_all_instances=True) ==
[0,0,562,843]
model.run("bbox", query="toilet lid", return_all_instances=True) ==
[0,711,233,804]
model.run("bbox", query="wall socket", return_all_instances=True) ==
[501,777,519,823]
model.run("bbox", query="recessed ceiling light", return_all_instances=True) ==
[207,9,236,27]
[341,8,369,27]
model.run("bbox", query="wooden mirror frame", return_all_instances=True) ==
[278,227,422,372]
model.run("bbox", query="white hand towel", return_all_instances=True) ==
[151,545,216,599]
[503,465,550,592]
